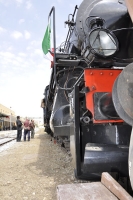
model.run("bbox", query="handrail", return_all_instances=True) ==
[48,6,57,86]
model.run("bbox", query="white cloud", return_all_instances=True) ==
[19,19,25,24]
[24,30,31,39]
[7,46,14,51]
[0,26,6,34]
[1,73,7,77]
[0,0,9,6]
[26,46,31,50]
[34,49,43,56]
[15,0,23,7]
[11,30,31,41]
[57,0,63,3]
[11,31,23,39]
[18,52,27,57]
[26,40,41,51]
[26,0,32,9]
[0,51,15,58]
[15,0,23,3]
[0,0,23,6]
[30,40,41,46]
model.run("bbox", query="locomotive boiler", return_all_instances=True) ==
[41,0,133,188]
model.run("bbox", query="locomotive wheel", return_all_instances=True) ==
[112,63,133,126]
[129,128,133,189]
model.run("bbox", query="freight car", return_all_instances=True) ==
[41,0,133,188]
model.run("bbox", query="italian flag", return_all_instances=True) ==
[42,24,54,67]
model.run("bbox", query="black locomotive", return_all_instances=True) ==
[41,0,133,188]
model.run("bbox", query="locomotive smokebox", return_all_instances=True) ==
[75,0,128,43]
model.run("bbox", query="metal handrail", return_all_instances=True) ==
[48,6,57,87]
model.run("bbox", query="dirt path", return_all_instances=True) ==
[0,129,75,200]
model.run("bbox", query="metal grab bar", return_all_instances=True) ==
[48,6,57,87]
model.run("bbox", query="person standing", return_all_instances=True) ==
[30,120,35,138]
[23,118,31,141]
[16,116,23,142]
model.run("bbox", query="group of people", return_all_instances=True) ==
[16,116,35,142]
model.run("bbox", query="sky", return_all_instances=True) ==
[0,0,82,118]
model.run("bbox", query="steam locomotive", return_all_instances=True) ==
[41,0,133,188]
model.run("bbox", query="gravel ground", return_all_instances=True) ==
[0,128,78,200]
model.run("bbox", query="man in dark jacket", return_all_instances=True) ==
[16,116,23,142]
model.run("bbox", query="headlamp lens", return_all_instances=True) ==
[89,29,118,57]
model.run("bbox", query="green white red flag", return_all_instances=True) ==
[42,24,51,55]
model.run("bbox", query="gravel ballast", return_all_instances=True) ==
[0,129,78,200]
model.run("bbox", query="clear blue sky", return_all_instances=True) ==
[0,0,81,118]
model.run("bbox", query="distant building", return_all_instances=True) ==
[0,103,15,116]
[0,103,16,130]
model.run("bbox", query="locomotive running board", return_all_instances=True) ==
[57,59,80,66]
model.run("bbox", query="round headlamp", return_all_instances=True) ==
[89,28,118,57]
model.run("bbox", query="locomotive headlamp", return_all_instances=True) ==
[89,28,118,57]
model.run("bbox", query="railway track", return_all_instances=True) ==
[0,131,17,146]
